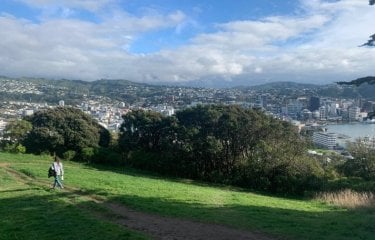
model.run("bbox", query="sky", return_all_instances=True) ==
[0,0,374,86]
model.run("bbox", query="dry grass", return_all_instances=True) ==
[315,189,375,208]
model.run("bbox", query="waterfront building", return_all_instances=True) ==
[348,106,360,121]
[319,106,327,120]
[312,132,337,149]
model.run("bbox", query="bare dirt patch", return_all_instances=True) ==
[106,202,278,240]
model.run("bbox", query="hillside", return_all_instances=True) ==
[2,76,375,106]
[0,152,374,240]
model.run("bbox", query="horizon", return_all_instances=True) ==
[0,0,374,86]
[0,75,338,89]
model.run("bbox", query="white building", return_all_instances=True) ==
[319,106,327,120]
[313,132,337,149]
[59,100,65,107]
[22,109,34,116]
[348,106,360,121]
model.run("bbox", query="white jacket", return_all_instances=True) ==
[52,162,64,176]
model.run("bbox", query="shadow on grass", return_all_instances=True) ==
[105,193,374,240]
[0,191,146,240]
[1,188,374,240]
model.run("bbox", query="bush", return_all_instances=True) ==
[3,143,26,154]
[80,147,95,163]
[91,147,123,166]
[63,150,76,161]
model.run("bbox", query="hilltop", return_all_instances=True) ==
[0,152,374,240]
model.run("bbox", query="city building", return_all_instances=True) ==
[312,132,337,149]
[348,106,360,121]
[319,106,327,120]
[309,97,320,111]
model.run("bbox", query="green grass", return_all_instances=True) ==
[1,152,375,240]
[0,153,146,240]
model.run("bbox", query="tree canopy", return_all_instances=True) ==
[23,107,110,156]
[3,120,32,143]
[119,105,323,194]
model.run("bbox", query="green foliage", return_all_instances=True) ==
[3,119,32,143]
[81,147,95,163]
[119,105,324,194]
[340,141,375,180]
[91,147,123,166]
[2,143,27,154]
[3,143,26,153]
[23,107,110,156]
[63,150,76,161]
[325,177,375,192]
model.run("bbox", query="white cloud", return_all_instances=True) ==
[19,0,116,12]
[0,0,374,85]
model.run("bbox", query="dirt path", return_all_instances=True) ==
[3,166,279,240]
[105,202,276,240]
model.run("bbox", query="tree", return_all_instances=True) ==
[118,105,322,194]
[3,120,32,143]
[23,107,110,156]
[341,140,375,180]
[1,120,32,153]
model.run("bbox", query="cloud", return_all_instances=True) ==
[19,0,116,12]
[0,0,374,85]
[0,8,186,80]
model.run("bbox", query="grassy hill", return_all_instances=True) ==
[0,152,374,240]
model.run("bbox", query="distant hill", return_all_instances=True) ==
[244,81,319,90]
[1,76,375,103]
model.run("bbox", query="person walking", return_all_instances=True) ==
[51,155,64,189]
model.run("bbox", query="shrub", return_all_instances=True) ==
[91,147,123,166]
[63,150,76,161]
[81,147,95,163]
[3,143,26,154]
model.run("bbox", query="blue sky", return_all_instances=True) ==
[0,0,374,85]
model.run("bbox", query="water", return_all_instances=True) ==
[325,123,375,147]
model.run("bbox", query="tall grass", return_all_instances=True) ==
[316,189,375,208]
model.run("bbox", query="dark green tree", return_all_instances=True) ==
[118,105,322,194]
[341,140,375,180]
[23,107,110,156]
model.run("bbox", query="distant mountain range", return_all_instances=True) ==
[1,76,375,102]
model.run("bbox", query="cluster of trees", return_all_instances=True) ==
[118,105,323,194]
[1,105,374,195]
[1,107,112,161]
[341,141,375,181]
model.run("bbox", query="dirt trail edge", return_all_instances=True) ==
[106,202,278,240]
[3,166,280,240]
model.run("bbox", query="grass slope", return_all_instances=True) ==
[1,152,374,240]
